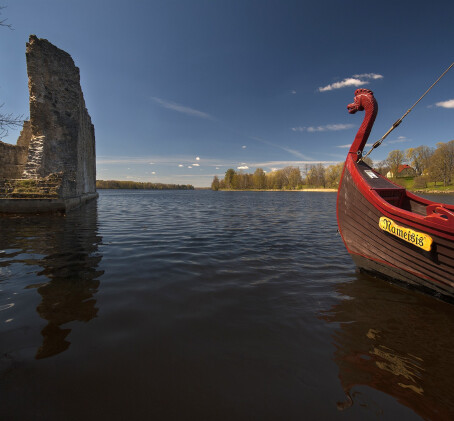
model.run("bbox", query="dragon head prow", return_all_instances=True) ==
[347,89,376,114]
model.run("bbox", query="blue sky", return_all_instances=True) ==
[1,0,453,186]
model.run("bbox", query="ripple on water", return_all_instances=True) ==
[0,190,452,420]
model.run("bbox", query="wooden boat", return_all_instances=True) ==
[337,88,454,301]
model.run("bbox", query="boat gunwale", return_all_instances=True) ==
[343,154,454,240]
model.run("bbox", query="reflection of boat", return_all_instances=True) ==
[324,272,454,419]
[337,89,454,300]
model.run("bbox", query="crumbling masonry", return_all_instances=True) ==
[0,35,97,212]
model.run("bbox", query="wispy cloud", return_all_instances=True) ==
[152,97,214,120]
[435,99,454,109]
[318,73,383,92]
[98,155,219,166]
[387,135,410,144]
[253,160,339,167]
[250,136,312,160]
[281,147,309,159]
[337,144,352,148]
[97,155,341,176]
[292,124,355,132]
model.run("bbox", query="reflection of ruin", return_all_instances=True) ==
[324,274,454,419]
[0,35,97,213]
[0,200,103,359]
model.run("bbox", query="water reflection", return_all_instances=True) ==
[0,201,103,359]
[324,272,454,419]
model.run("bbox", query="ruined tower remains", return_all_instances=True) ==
[0,35,98,212]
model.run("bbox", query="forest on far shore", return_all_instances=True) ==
[96,180,194,190]
[211,140,454,191]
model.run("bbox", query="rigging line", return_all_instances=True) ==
[358,62,454,163]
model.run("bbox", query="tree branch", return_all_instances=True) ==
[0,105,24,139]
[0,6,13,30]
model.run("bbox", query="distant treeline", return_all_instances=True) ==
[211,140,454,191]
[96,180,194,190]
[211,164,345,190]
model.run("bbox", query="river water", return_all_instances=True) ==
[1,190,454,420]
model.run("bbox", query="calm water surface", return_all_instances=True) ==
[1,190,454,420]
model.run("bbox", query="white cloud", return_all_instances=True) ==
[292,124,354,132]
[435,99,454,109]
[151,171,156,174]
[193,163,200,166]
[149,162,155,165]
[290,90,297,94]
[242,145,247,149]
[237,165,249,170]
[319,78,368,92]
[196,156,201,160]
[152,97,214,120]
[353,73,384,80]
[188,166,192,168]
[319,73,383,92]
[337,144,352,148]
[178,164,184,167]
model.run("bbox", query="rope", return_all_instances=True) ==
[358,62,454,163]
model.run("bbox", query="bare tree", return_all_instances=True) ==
[429,141,454,187]
[0,6,12,29]
[0,6,23,140]
[0,104,24,140]
[385,150,405,179]
[406,145,434,176]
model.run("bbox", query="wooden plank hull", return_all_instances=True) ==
[337,159,454,301]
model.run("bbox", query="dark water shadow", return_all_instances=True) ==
[323,271,454,420]
[0,201,103,359]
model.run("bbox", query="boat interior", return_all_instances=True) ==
[355,161,454,224]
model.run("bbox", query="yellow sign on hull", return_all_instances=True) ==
[379,216,433,252]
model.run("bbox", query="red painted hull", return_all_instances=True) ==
[337,154,454,300]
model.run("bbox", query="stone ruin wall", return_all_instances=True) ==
[25,35,96,197]
[0,35,96,199]
[0,121,31,178]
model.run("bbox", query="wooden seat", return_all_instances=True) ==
[372,188,406,207]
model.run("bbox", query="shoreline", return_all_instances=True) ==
[217,188,337,192]
[410,190,454,194]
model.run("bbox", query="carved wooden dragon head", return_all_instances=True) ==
[346,88,378,155]
[347,89,376,114]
